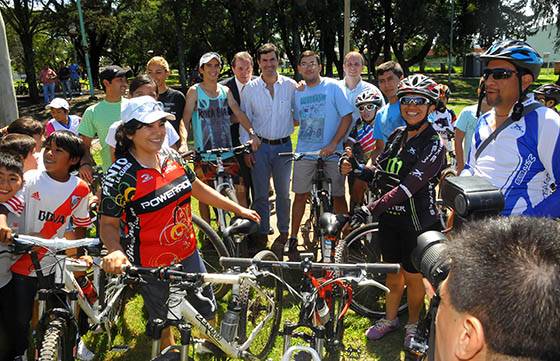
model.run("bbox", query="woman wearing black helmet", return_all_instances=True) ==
[534,83,560,113]
[340,74,446,349]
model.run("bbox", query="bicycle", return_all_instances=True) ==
[221,253,400,360]
[123,250,283,360]
[334,164,409,319]
[195,143,251,239]
[279,151,343,262]
[2,235,128,361]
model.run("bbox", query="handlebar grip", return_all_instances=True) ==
[220,257,254,268]
[359,263,400,274]
[277,152,293,157]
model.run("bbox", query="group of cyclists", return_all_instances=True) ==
[0,37,559,360]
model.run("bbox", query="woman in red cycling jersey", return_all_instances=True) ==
[99,95,260,350]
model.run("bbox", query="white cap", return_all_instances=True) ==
[199,52,222,68]
[45,98,70,110]
[120,96,175,124]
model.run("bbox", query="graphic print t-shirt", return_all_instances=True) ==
[192,84,233,161]
[294,78,354,155]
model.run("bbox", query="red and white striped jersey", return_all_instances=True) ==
[11,170,92,276]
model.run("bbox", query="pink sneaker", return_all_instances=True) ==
[365,318,399,340]
[404,323,418,349]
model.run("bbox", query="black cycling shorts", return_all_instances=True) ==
[139,249,216,332]
[378,219,441,273]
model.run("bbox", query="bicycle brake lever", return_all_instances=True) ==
[351,278,390,293]
[195,287,216,313]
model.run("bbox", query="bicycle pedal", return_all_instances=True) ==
[110,345,130,353]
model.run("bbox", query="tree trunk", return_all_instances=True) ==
[20,30,39,102]
[382,0,392,61]
[172,0,187,92]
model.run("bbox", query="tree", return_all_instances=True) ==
[529,0,560,49]
[1,0,51,102]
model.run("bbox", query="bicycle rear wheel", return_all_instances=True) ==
[193,214,230,298]
[238,250,283,359]
[334,223,407,318]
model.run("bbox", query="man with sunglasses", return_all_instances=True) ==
[286,50,354,254]
[462,39,560,217]
[340,74,446,349]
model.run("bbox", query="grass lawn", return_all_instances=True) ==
[82,70,557,360]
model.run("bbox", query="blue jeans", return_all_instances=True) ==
[61,79,72,99]
[43,82,55,104]
[251,141,292,235]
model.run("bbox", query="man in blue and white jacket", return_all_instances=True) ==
[462,39,560,217]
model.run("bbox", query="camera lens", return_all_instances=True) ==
[454,193,468,217]
[412,231,450,289]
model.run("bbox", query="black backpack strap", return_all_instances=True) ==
[474,102,544,161]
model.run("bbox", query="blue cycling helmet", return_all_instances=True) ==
[480,39,543,80]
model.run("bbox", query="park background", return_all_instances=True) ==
[2,0,560,360]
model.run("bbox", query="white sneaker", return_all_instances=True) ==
[77,339,95,361]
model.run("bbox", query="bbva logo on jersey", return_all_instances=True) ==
[38,210,66,224]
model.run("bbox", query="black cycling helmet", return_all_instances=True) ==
[355,89,384,108]
[480,39,543,121]
[480,39,543,80]
[534,83,560,103]
[397,74,439,104]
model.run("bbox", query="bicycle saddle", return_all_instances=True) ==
[318,212,349,236]
[224,218,259,238]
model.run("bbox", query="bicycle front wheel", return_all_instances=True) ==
[238,250,283,359]
[38,317,73,361]
[193,214,230,298]
[334,223,408,318]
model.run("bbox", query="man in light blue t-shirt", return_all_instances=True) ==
[288,50,354,250]
[454,80,490,173]
[372,61,406,161]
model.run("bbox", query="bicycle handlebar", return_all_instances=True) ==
[196,143,251,157]
[123,265,250,285]
[12,234,100,252]
[219,257,400,274]
[278,151,343,160]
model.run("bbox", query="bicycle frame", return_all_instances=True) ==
[11,236,126,345]
[139,270,274,360]
[280,151,340,261]
[196,144,249,250]
[220,256,398,360]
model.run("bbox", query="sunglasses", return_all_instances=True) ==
[358,104,378,112]
[482,68,518,80]
[400,96,431,106]
[536,96,547,104]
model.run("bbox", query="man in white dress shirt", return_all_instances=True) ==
[240,43,297,254]
[339,51,384,124]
